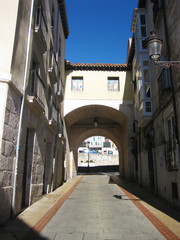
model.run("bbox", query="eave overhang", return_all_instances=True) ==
[65,61,130,71]
[58,0,69,39]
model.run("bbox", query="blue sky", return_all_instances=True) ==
[65,0,138,64]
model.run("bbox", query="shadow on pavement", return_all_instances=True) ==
[78,165,119,173]
[113,194,142,201]
[112,175,180,222]
[0,216,48,240]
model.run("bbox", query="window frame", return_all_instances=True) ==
[107,77,119,92]
[71,77,84,91]
[164,113,178,171]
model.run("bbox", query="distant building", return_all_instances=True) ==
[78,136,118,155]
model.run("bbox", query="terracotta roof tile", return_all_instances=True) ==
[65,61,129,71]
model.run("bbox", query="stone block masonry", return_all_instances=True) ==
[78,153,119,166]
[0,86,21,224]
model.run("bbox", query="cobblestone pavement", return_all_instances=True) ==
[1,174,180,240]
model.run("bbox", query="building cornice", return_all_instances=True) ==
[58,0,69,39]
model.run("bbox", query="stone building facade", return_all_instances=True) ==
[0,0,69,223]
[128,0,180,208]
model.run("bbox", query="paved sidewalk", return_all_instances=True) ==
[111,175,180,240]
[0,176,83,240]
[0,173,180,240]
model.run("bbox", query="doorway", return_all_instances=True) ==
[21,128,35,208]
[43,143,52,194]
[147,136,155,190]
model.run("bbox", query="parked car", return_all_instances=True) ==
[78,149,101,154]
[89,149,101,154]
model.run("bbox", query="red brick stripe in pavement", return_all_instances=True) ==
[22,176,84,240]
[119,186,180,240]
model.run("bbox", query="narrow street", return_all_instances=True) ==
[2,174,180,240]
[38,174,165,240]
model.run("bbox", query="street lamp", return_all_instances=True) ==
[86,141,90,172]
[146,32,180,69]
[93,118,98,127]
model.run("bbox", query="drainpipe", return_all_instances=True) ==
[151,128,158,194]
[139,127,142,186]
[12,0,34,216]
[51,4,61,192]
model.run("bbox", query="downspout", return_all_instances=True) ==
[139,127,142,186]
[51,4,60,192]
[12,0,34,215]
[151,128,158,194]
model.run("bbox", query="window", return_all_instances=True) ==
[172,182,178,199]
[139,13,148,49]
[51,4,55,29]
[108,77,119,91]
[166,116,175,142]
[103,142,111,148]
[72,77,83,91]
[58,38,61,58]
[145,84,151,98]
[30,59,45,109]
[158,68,171,95]
[145,101,152,112]
[136,65,142,107]
[34,6,48,53]
[165,115,178,170]
[139,14,147,38]
[144,69,150,82]
[153,0,162,26]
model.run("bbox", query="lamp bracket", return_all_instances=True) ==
[154,61,180,69]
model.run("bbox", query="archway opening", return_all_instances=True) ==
[64,105,131,179]
[77,136,119,174]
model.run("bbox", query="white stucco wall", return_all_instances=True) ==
[65,70,133,115]
[0,0,19,74]
[0,82,9,155]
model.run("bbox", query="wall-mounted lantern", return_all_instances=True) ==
[146,32,180,69]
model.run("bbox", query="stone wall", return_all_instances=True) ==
[78,153,119,166]
[0,86,20,224]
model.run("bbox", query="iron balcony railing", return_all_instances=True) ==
[49,101,57,124]
[165,138,178,171]
[48,50,58,84]
[51,103,57,123]
[29,70,45,109]
[34,6,48,53]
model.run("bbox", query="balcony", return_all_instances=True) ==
[28,70,45,114]
[48,103,57,130]
[48,50,58,84]
[137,100,152,127]
[165,138,178,171]
[34,6,48,54]
[57,90,64,104]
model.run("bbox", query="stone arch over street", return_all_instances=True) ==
[64,105,131,179]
